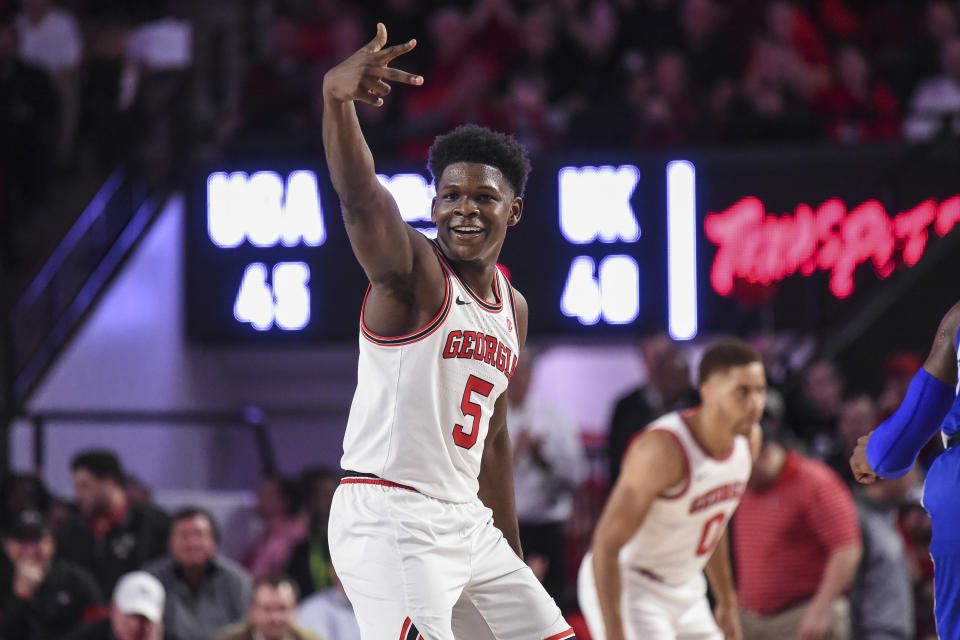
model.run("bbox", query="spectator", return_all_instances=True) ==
[232,14,316,146]
[834,394,880,481]
[286,468,338,600]
[243,476,307,580]
[297,561,360,640]
[13,0,82,162]
[0,509,105,640]
[851,468,918,640]
[67,571,165,640]
[607,335,699,484]
[13,0,80,77]
[0,473,51,531]
[734,434,862,639]
[633,49,699,147]
[679,0,743,90]
[398,7,500,158]
[899,1,958,98]
[145,507,252,640]
[56,450,170,596]
[215,577,322,640]
[815,44,900,142]
[507,349,586,604]
[764,0,831,97]
[725,35,823,142]
[786,359,846,460]
[904,36,960,140]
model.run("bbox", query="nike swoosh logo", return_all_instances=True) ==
[456,296,471,305]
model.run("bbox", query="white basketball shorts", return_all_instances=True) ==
[329,478,575,640]
[577,551,722,640]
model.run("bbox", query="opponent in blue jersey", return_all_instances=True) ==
[850,300,960,639]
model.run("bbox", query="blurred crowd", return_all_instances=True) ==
[225,0,960,157]
[0,451,352,640]
[3,0,960,270]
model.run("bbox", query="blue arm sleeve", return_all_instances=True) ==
[866,368,956,478]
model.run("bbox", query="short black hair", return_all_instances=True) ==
[170,506,220,542]
[698,339,762,385]
[71,450,125,483]
[427,124,532,197]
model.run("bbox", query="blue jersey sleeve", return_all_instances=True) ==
[866,368,956,478]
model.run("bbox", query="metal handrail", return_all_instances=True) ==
[19,407,275,478]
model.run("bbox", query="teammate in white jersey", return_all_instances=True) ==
[322,23,574,640]
[579,340,765,640]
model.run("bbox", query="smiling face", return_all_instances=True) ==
[431,162,522,267]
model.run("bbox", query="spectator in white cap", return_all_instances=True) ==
[66,571,165,640]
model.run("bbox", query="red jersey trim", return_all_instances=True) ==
[679,407,736,461]
[543,629,576,640]
[398,617,412,640]
[433,241,504,312]
[503,268,520,335]
[623,427,691,500]
[360,249,452,346]
[340,478,418,492]
[654,428,692,499]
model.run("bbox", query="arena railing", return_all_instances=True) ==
[16,406,276,480]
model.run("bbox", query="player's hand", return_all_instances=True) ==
[713,602,742,640]
[795,601,830,640]
[12,560,46,599]
[849,432,878,484]
[322,22,423,107]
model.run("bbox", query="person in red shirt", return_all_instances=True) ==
[734,431,862,640]
[814,45,900,142]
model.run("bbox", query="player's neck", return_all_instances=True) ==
[449,259,499,303]
[687,406,736,458]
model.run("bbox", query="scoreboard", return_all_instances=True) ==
[185,144,960,344]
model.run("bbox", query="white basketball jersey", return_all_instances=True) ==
[340,245,520,503]
[619,411,753,585]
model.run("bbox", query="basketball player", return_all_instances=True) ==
[850,300,960,638]
[578,340,765,640]
[322,23,574,640]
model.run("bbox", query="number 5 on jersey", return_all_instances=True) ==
[453,375,494,449]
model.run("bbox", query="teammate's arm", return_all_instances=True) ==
[703,528,741,640]
[591,430,686,640]
[851,301,960,482]
[321,24,434,289]
[478,391,522,557]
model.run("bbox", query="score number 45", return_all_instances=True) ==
[234,262,311,331]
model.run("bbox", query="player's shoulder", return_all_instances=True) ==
[621,426,688,490]
[628,421,686,462]
[942,299,960,335]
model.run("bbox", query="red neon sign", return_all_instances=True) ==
[705,195,960,299]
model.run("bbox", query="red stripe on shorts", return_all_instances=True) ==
[543,628,576,640]
[340,478,418,492]
[399,617,412,640]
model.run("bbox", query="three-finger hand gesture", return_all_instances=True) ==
[322,22,423,107]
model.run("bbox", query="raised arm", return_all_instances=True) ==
[850,301,960,482]
[591,430,686,640]
[321,24,431,285]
